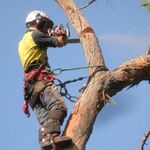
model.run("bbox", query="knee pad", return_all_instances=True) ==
[47,109,67,125]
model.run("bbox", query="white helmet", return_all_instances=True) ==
[25,10,54,31]
[25,10,49,24]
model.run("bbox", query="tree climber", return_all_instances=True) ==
[18,10,72,150]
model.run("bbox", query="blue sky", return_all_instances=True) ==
[0,0,150,150]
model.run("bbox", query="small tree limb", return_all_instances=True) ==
[79,0,96,10]
[141,128,150,150]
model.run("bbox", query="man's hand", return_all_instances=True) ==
[53,25,66,37]
[56,36,66,47]
[51,25,67,47]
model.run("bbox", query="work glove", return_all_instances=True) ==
[56,36,66,47]
[50,25,67,47]
[52,25,66,37]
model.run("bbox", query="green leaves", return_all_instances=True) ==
[141,0,150,12]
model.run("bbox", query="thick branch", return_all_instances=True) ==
[105,55,150,96]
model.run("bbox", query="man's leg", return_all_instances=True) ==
[34,83,71,149]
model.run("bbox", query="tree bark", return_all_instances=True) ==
[56,0,106,75]
[55,0,150,150]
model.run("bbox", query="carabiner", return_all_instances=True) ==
[52,68,63,75]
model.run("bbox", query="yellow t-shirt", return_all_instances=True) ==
[18,31,47,70]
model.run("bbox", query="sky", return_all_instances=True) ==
[0,0,150,150]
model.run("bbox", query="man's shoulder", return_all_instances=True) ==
[32,30,44,36]
[31,30,46,42]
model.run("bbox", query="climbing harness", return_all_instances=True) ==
[23,64,108,116]
[23,62,55,117]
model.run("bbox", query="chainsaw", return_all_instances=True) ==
[49,23,80,44]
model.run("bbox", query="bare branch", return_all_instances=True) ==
[79,0,96,10]
[141,128,150,150]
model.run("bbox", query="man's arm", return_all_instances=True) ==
[32,30,65,48]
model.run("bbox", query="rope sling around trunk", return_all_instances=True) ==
[53,65,108,102]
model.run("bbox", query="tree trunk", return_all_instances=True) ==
[55,1,150,150]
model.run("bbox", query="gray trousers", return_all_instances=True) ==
[33,82,67,125]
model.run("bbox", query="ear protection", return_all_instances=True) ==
[35,14,54,30]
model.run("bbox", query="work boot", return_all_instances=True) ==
[39,119,72,150]
[40,133,72,149]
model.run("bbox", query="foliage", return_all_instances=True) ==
[141,0,150,12]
